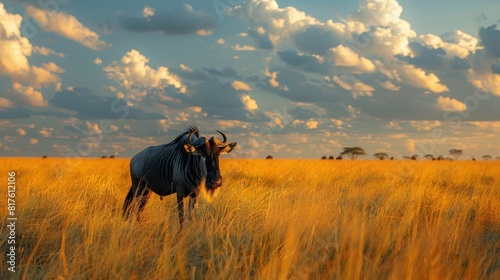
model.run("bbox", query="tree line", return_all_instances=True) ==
[266,148,499,160]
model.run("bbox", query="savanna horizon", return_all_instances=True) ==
[1,158,499,279]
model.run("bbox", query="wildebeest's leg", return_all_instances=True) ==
[122,185,135,219]
[177,192,184,228]
[136,187,151,221]
[188,193,198,221]
[123,177,140,219]
[123,178,150,221]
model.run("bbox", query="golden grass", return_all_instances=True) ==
[1,158,499,279]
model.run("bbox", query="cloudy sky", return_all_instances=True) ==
[0,0,499,159]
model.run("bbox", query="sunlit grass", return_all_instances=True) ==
[0,158,499,279]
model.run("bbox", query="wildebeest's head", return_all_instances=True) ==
[184,130,237,193]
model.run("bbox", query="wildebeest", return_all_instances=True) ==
[123,125,237,226]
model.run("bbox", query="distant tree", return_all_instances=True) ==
[328,155,335,160]
[496,156,500,161]
[266,155,274,160]
[101,155,107,159]
[449,149,463,160]
[402,156,411,160]
[341,147,366,160]
[424,154,435,160]
[437,155,444,160]
[42,155,48,159]
[321,156,327,160]
[336,155,343,160]
[482,155,492,160]
[411,155,419,160]
[373,152,388,160]
[390,157,395,160]
[109,155,115,159]
[471,156,476,161]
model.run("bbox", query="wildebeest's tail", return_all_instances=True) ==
[122,187,134,218]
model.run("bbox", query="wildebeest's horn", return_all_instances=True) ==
[188,129,197,143]
[215,130,227,146]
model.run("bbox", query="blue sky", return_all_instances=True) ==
[0,0,499,159]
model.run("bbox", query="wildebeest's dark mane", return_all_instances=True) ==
[164,125,201,149]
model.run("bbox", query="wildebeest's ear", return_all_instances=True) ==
[220,142,237,154]
[184,144,202,155]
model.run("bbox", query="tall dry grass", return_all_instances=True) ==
[0,158,499,279]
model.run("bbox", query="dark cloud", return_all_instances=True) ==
[203,66,239,78]
[289,107,319,120]
[278,50,330,74]
[0,108,31,119]
[258,68,343,104]
[171,68,210,81]
[450,56,471,70]
[396,42,446,70]
[185,81,268,122]
[0,107,70,119]
[353,87,441,121]
[292,26,341,55]
[120,3,216,35]
[143,78,269,122]
[51,88,164,119]
[492,63,500,74]
[63,123,82,133]
[479,24,500,57]
[247,29,274,50]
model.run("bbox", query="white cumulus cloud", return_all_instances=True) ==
[0,97,13,108]
[231,80,252,91]
[93,58,103,65]
[306,119,319,129]
[10,83,48,107]
[329,45,376,73]
[435,96,467,112]
[17,128,26,136]
[240,94,259,112]
[104,49,186,101]
[26,5,111,50]
[0,4,61,89]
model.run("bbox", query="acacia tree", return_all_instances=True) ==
[424,154,434,160]
[373,152,388,160]
[341,147,367,159]
[482,155,492,160]
[449,149,463,160]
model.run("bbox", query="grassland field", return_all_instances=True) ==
[0,158,499,279]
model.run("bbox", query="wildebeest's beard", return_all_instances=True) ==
[205,148,222,192]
